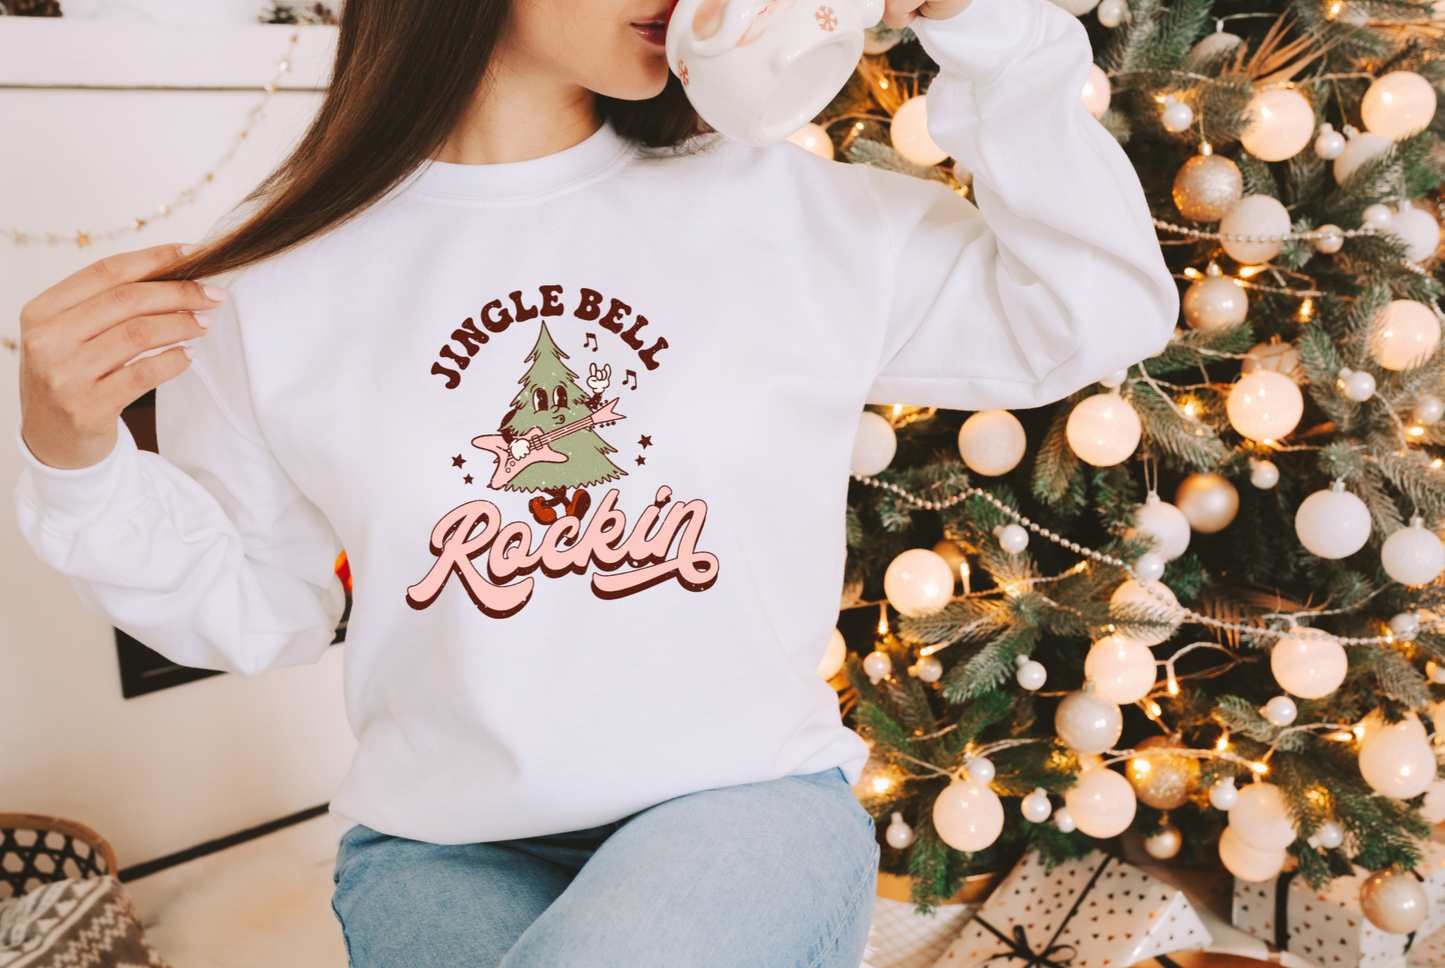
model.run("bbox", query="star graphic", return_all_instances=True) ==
[452,454,467,468]
[638,435,652,449]
[635,456,647,466]
[463,474,474,484]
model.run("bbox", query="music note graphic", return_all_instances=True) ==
[623,370,638,390]
[583,333,599,352]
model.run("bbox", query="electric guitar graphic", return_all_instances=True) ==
[471,398,626,489]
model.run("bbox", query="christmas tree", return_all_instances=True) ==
[501,322,625,493]
[819,0,1445,918]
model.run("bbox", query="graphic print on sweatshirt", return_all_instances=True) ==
[406,284,720,619]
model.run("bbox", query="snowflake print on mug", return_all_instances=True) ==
[815,5,837,31]
[678,59,689,85]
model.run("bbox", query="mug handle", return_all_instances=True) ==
[858,0,886,28]
[690,0,770,56]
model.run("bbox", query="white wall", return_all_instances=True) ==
[0,21,359,867]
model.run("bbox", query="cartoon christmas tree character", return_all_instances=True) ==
[470,322,626,525]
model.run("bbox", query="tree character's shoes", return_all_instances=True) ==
[567,489,591,520]
[529,497,558,525]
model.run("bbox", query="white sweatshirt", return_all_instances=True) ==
[15,0,1177,846]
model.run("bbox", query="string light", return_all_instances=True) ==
[5,31,303,249]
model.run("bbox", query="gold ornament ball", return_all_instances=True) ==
[1360,868,1430,935]
[1126,735,1200,810]
[1183,265,1248,329]
[932,539,968,584]
[1173,154,1244,222]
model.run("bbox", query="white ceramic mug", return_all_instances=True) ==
[665,0,886,147]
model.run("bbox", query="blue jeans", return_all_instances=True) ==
[330,767,879,967]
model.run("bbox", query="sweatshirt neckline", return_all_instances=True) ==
[407,120,632,201]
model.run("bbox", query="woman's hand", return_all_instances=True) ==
[882,0,973,29]
[19,243,224,470]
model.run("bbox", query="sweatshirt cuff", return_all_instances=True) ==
[910,0,1053,89]
[16,417,142,525]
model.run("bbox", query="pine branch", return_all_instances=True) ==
[847,139,951,184]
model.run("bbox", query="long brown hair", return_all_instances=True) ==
[161,0,703,283]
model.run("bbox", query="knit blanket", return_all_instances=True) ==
[0,876,170,968]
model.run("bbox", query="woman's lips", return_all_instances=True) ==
[632,21,667,45]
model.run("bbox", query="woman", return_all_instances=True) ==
[14,0,1177,963]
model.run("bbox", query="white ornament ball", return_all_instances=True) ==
[1316,820,1345,849]
[1389,204,1440,263]
[1184,265,1249,329]
[1314,223,1346,254]
[1250,459,1281,490]
[1315,122,1346,160]
[1416,395,1445,424]
[1423,780,1445,823]
[1263,695,1299,727]
[1135,552,1165,582]
[1016,658,1048,691]
[1271,629,1348,698]
[1145,824,1184,859]
[1210,776,1240,811]
[1382,518,1445,586]
[1085,634,1158,705]
[1230,782,1298,850]
[786,122,834,160]
[1337,367,1377,402]
[1219,824,1288,882]
[1373,300,1441,371]
[1081,63,1111,119]
[1335,131,1393,185]
[1097,0,1126,27]
[996,523,1030,554]
[890,95,948,167]
[1053,806,1077,833]
[1110,579,1182,646]
[818,628,847,679]
[1219,194,1292,265]
[850,411,896,476]
[910,655,944,683]
[1176,473,1240,534]
[964,756,996,785]
[1295,482,1372,559]
[1242,339,1302,380]
[864,649,893,684]
[1241,88,1316,162]
[958,410,1027,476]
[1064,767,1137,839]
[933,779,1005,852]
[1363,203,1395,230]
[1360,868,1431,934]
[1430,660,1445,685]
[1131,493,1191,560]
[884,549,955,616]
[1022,788,1054,823]
[1185,31,1243,70]
[1162,95,1194,133]
[886,812,915,849]
[1362,71,1439,141]
[1065,392,1141,466]
[1228,370,1304,442]
[1099,368,1129,389]
[1055,688,1124,755]
[1359,714,1437,799]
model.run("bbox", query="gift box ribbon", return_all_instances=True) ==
[971,853,1118,967]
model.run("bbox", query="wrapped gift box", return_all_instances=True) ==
[931,850,1212,967]
[1233,841,1445,968]
[862,872,998,968]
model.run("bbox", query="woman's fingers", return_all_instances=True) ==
[61,278,224,345]
[21,243,191,324]
[881,0,925,29]
[71,311,208,382]
[93,345,196,416]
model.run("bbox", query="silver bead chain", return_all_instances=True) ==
[850,473,1442,647]
[1152,218,1378,245]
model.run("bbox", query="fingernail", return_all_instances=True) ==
[179,242,198,256]
[203,285,227,301]
[183,345,196,360]
[194,313,210,329]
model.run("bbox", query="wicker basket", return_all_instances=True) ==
[0,813,117,901]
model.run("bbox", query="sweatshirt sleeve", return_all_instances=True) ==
[13,294,346,678]
[863,0,1178,410]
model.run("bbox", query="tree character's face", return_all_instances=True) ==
[532,385,571,426]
